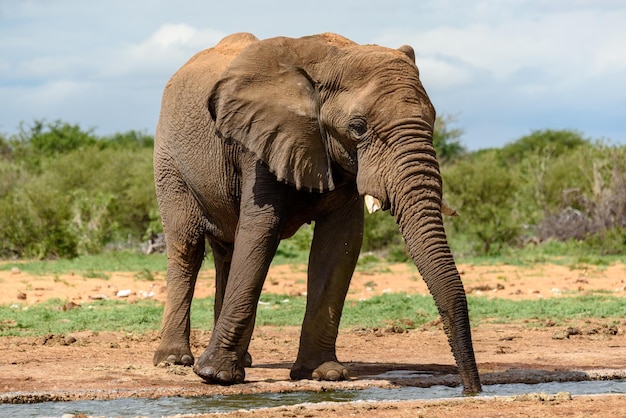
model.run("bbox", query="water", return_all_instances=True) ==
[2,379,625,418]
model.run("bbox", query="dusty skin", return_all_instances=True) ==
[1,261,626,417]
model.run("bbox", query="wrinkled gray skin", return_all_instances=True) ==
[153,32,481,394]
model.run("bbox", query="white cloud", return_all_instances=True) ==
[99,23,226,80]
[415,56,475,88]
[8,80,90,111]
[130,23,225,56]
[377,6,626,92]
[142,24,198,49]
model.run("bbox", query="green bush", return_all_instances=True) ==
[0,181,77,258]
[443,150,523,254]
[498,129,588,165]
[1,119,624,261]
[362,210,403,254]
[433,115,467,163]
[0,121,157,258]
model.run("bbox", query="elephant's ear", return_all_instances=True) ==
[208,41,334,192]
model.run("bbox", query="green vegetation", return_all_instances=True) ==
[0,120,158,259]
[1,117,625,260]
[0,252,168,276]
[2,293,624,337]
[443,130,626,256]
[0,299,163,336]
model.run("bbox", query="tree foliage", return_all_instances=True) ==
[442,130,626,255]
[498,129,588,165]
[1,118,624,259]
[433,115,466,163]
[443,150,523,254]
[0,120,157,258]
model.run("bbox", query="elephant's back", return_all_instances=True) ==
[171,32,259,85]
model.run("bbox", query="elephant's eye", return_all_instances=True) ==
[348,119,368,138]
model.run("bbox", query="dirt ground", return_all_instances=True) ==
[1,261,626,417]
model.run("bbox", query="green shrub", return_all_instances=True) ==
[0,121,158,258]
[498,129,588,165]
[433,115,467,163]
[443,150,523,254]
[0,182,77,258]
[275,224,314,262]
[2,119,624,261]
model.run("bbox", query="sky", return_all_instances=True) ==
[1,0,625,150]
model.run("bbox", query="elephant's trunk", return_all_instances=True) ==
[387,131,482,395]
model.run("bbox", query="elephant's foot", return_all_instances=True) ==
[193,349,246,385]
[290,360,350,381]
[153,343,194,366]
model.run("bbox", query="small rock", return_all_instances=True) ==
[514,392,572,402]
[38,334,71,346]
[582,326,599,335]
[88,294,109,300]
[552,327,580,340]
[11,267,20,275]
[555,392,573,401]
[138,290,155,299]
[166,365,192,375]
[602,324,619,335]
[62,301,81,311]
[16,292,27,300]
[116,289,132,298]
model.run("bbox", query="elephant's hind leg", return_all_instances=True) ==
[153,175,207,366]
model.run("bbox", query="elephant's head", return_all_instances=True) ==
[208,33,481,394]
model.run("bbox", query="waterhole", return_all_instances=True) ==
[2,379,625,417]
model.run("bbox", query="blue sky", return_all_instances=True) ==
[1,0,625,149]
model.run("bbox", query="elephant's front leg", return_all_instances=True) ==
[194,167,285,384]
[210,239,253,368]
[291,193,364,381]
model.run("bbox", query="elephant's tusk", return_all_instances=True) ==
[365,195,458,216]
[442,198,460,217]
[364,195,382,214]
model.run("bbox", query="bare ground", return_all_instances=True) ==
[1,261,626,417]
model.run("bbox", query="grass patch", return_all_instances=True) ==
[467,295,626,325]
[83,269,109,280]
[4,239,621,280]
[356,253,393,273]
[2,293,624,337]
[0,299,163,336]
[342,294,438,328]
[272,248,309,265]
[0,251,169,276]
[453,239,624,267]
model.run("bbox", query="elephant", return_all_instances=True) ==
[153,32,482,394]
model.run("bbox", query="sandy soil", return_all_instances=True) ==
[1,261,626,417]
